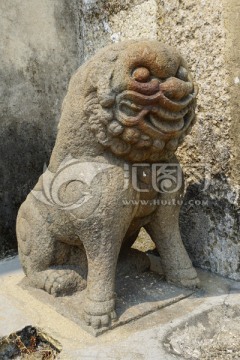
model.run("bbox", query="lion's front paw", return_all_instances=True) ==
[84,311,117,329]
[83,297,117,329]
[166,266,200,289]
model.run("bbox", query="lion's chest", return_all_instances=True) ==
[132,166,159,218]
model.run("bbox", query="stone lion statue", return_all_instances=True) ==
[17,40,199,330]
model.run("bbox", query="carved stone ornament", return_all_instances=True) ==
[17,40,199,331]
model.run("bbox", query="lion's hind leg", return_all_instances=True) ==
[17,205,86,296]
[28,266,86,296]
[145,189,199,289]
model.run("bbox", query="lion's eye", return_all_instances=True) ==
[132,67,150,82]
[176,66,188,81]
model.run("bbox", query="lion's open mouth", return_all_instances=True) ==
[115,71,197,139]
[89,63,198,162]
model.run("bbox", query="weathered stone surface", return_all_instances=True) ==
[164,304,240,359]
[20,271,193,336]
[2,256,240,359]
[155,0,240,279]
[2,0,239,285]
[81,0,240,279]
[80,0,158,60]
[17,40,199,331]
[0,0,82,258]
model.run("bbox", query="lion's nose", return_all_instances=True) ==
[132,67,151,82]
[159,77,193,101]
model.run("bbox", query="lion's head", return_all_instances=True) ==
[60,40,197,163]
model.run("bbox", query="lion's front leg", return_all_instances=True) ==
[83,245,120,329]
[79,165,135,329]
[145,185,199,288]
[82,214,133,329]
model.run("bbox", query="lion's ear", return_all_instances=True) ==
[85,57,116,108]
[96,68,116,107]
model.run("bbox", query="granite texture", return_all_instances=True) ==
[78,0,240,278]
[17,41,199,330]
[155,0,240,279]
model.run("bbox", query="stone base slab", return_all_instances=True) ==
[20,271,193,336]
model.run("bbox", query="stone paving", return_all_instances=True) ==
[1,256,240,359]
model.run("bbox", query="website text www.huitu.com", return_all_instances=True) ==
[122,198,209,206]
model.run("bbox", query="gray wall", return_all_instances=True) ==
[0,0,82,257]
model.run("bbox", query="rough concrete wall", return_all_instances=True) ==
[80,0,156,59]
[81,0,239,279]
[0,0,82,257]
[155,0,240,279]
[225,0,240,184]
